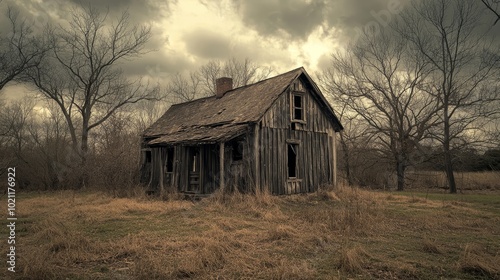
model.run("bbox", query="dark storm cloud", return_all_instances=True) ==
[66,0,174,23]
[3,0,173,29]
[1,0,58,29]
[231,0,326,41]
[2,0,177,78]
[325,0,401,30]
[183,29,231,59]
[325,0,408,44]
[229,0,409,43]
[121,50,193,77]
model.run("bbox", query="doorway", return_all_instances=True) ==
[187,147,201,192]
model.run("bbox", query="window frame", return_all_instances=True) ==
[290,91,306,124]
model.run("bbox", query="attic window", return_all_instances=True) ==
[291,93,305,122]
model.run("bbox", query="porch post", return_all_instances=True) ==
[332,132,337,187]
[219,142,225,192]
[254,125,261,193]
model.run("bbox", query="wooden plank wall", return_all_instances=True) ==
[150,147,162,191]
[153,141,254,195]
[174,144,220,194]
[258,128,332,194]
[201,144,219,194]
[260,79,336,133]
[258,77,336,194]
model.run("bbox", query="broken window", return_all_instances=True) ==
[166,147,174,172]
[232,141,244,161]
[144,150,151,163]
[287,144,297,178]
[291,94,304,122]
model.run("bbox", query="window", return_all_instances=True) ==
[232,141,244,161]
[165,147,174,172]
[291,93,305,122]
[287,144,297,178]
[144,150,151,163]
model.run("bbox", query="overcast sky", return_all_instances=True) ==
[1,0,499,100]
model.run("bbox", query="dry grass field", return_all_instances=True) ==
[406,171,500,192]
[1,185,500,279]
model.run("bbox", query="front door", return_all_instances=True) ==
[187,147,201,192]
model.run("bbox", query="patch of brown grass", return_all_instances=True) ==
[458,243,500,279]
[266,224,298,241]
[5,187,500,279]
[421,239,443,254]
[337,245,371,273]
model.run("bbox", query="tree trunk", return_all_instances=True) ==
[443,104,457,193]
[78,125,90,189]
[396,156,406,191]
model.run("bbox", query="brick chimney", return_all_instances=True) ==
[216,77,233,98]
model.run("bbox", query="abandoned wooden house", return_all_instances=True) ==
[141,67,343,195]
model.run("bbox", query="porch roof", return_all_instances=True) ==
[147,123,248,145]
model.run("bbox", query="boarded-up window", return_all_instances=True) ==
[288,144,297,178]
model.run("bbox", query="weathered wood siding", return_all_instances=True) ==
[146,134,256,194]
[257,77,337,194]
[261,78,336,133]
[143,75,338,196]
[177,144,220,194]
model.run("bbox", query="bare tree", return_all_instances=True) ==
[1,97,35,158]
[199,58,273,96]
[321,27,440,191]
[26,5,157,188]
[132,98,169,134]
[167,72,204,103]
[481,0,500,25]
[26,101,73,190]
[221,57,274,89]
[0,97,37,183]
[0,5,48,90]
[168,57,274,103]
[399,0,500,193]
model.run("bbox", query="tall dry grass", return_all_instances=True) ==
[458,243,500,279]
[5,185,499,279]
[9,186,385,279]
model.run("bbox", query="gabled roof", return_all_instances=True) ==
[144,67,342,145]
